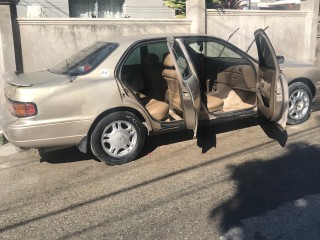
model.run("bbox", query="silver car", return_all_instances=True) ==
[1,30,320,165]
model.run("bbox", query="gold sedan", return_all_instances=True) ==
[1,30,319,165]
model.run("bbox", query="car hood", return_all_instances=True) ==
[2,70,69,87]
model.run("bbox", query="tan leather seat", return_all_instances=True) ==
[163,54,223,113]
[136,93,169,121]
[162,54,183,112]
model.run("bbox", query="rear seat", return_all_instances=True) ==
[135,93,169,121]
[143,54,168,101]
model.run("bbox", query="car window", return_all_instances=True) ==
[185,40,242,59]
[172,41,191,80]
[256,35,276,69]
[48,42,118,76]
[146,42,169,63]
[123,47,141,66]
[123,42,169,66]
[121,41,169,92]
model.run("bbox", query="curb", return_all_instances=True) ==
[0,142,21,157]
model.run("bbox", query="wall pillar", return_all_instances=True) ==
[186,0,206,34]
[300,0,319,64]
[0,0,20,105]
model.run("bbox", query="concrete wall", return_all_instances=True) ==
[0,2,17,105]
[18,18,191,72]
[187,0,206,34]
[317,15,320,65]
[300,0,319,64]
[185,0,319,64]
[206,10,311,63]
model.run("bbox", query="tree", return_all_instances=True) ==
[163,0,186,18]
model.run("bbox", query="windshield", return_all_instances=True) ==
[48,42,118,76]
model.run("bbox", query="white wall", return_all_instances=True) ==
[317,16,320,65]
[0,4,17,105]
[206,10,314,64]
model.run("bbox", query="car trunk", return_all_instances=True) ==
[3,71,69,100]
[3,70,69,87]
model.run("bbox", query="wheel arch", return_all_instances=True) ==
[88,107,148,138]
[288,78,316,98]
[77,107,149,154]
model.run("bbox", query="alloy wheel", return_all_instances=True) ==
[288,89,310,120]
[101,120,138,157]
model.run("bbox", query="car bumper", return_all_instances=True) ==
[0,103,88,149]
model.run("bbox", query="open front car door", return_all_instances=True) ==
[254,29,289,130]
[167,37,201,138]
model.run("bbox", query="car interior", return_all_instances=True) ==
[120,39,258,123]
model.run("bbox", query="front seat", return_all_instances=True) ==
[162,53,183,113]
[162,53,224,113]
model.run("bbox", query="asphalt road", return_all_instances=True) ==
[1,112,320,240]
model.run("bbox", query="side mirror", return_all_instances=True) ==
[277,55,285,64]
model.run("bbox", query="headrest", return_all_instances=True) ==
[163,53,175,68]
[144,54,159,65]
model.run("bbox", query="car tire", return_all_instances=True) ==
[287,82,312,125]
[90,111,146,165]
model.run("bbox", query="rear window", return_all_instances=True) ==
[48,42,118,76]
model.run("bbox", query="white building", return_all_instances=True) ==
[17,0,176,18]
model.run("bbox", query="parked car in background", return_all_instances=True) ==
[1,29,320,165]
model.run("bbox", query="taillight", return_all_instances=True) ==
[7,99,38,118]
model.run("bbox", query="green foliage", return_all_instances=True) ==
[208,0,246,10]
[163,0,186,17]
[163,0,246,18]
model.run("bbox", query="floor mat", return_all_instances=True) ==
[222,90,256,112]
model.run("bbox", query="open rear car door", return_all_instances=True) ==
[255,29,289,130]
[167,37,201,138]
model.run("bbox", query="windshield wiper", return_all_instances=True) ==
[245,26,269,54]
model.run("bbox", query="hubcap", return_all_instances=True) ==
[101,120,137,157]
[288,89,309,120]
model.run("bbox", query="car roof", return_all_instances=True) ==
[101,33,210,45]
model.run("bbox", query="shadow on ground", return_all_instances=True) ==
[210,142,320,239]
[41,117,285,164]
[143,116,264,156]
[39,147,92,164]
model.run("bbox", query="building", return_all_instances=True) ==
[17,0,175,18]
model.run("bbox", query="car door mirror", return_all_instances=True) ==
[277,55,285,64]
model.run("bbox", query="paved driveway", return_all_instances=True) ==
[1,112,320,239]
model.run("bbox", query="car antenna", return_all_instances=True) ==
[245,26,269,54]
[218,27,239,57]
[66,59,73,82]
